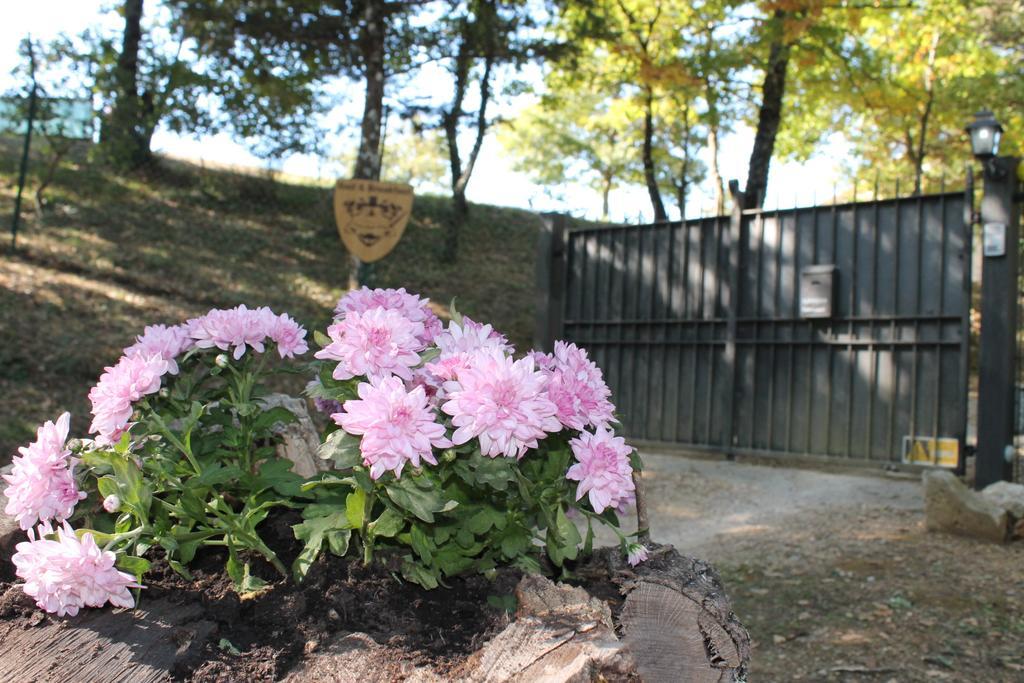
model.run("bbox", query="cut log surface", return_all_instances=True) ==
[0,590,215,683]
[0,544,748,682]
[613,546,751,683]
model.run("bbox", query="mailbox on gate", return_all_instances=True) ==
[800,265,836,319]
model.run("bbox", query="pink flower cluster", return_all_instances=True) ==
[426,317,512,382]
[441,350,561,459]
[540,341,615,431]
[335,376,451,479]
[566,427,636,514]
[188,305,308,360]
[124,324,193,374]
[316,308,425,381]
[335,287,442,344]
[12,522,141,616]
[3,413,85,530]
[88,354,171,445]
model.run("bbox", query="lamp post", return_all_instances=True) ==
[969,110,1021,489]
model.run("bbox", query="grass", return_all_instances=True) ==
[0,137,544,459]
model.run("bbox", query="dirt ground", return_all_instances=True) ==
[628,452,1024,682]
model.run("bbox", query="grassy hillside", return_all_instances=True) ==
[0,138,543,458]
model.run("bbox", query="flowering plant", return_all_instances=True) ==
[4,306,311,614]
[4,288,645,616]
[300,288,644,588]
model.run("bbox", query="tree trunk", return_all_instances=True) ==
[100,0,149,168]
[349,0,387,290]
[708,123,725,215]
[601,172,613,220]
[642,88,667,222]
[743,11,790,210]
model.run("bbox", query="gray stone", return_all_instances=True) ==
[259,394,331,479]
[0,464,23,561]
[981,480,1024,520]
[923,470,1009,543]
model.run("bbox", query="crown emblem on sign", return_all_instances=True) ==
[343,195,404,225]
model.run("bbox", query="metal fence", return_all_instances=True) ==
[538,189,973,466]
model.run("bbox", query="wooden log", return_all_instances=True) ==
[0,585,215,683]
[0,544,748,682]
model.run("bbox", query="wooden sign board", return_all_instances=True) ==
[333,179,414,263]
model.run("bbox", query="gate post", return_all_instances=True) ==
[535,212,569,353]
[975,156,1021,489]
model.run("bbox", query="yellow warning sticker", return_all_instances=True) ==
[902,436,959,468]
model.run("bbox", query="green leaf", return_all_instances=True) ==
[291,511,349,582]
[326,528,351,556]
[255,458,304,497]
[384,475,445,523]
[466,507,506,535]
[313,330,332,348]
[545,506,582,567]
[116,555,151,578]
[500,530,530,559]
[345,489,366,529]
[318,429,362,469]
[628,450,643,472]
[368,508,405,538]
[169,560,193,581]
[252,406,298,433]
[401,560,440,589]
[190,463,245,488]
[434,546,474,577]
[410,524,435,563]
[487,594,517,614]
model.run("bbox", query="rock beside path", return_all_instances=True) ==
[923,470,1009,543]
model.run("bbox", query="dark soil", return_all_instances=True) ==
[0,510,526,682]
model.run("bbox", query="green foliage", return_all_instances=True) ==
[71,348,308,591]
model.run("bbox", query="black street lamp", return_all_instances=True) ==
[965,109,1003,160]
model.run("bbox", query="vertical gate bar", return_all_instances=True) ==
[825,200,839,454]
[723,184,745,452]
[690,219,704,442]
[617,229,631,434]
[958,174,974,466]
[682,220,692,319]
[698,217,708,319]
[909,195,925,446]
[767,209,784,450]
[932,192,948,444]
[786,211,799,452]
[865,196,881,459]
[633,226,646,439]
[846,199,860,457]
[807,203,819,453]
[706,217,723,445]
[661,224,677,441]
[750,212,766,447]
[888,196,904,457]
[688,335,698,442]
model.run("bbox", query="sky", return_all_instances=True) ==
[1,0,851,223]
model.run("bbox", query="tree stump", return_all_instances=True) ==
[0,544,749,681]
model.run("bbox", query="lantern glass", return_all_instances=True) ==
[966,110,1003,159]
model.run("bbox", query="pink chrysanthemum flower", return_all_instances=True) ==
[625,542,649,567]
[315,308,425,382]
[335,287,442,343]
[3,413,86,530]
[566,427,636,514]
[426,317,513,382]
[441,349,561,459]
[335,376,452,479]
[266,311,309,358]
[544,341,616,431]
[12,521,141,617]
[88,354,171,445]
[124,324,193,375]
[527,350,556,371]
[187,305,307,360]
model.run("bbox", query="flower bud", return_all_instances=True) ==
[442,449,457,463]
[625,542,649,567]
[215,353,230,368]
[102,494,121,513]
[158,387,171,399]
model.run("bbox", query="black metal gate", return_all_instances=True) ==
[538,190,972,466]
